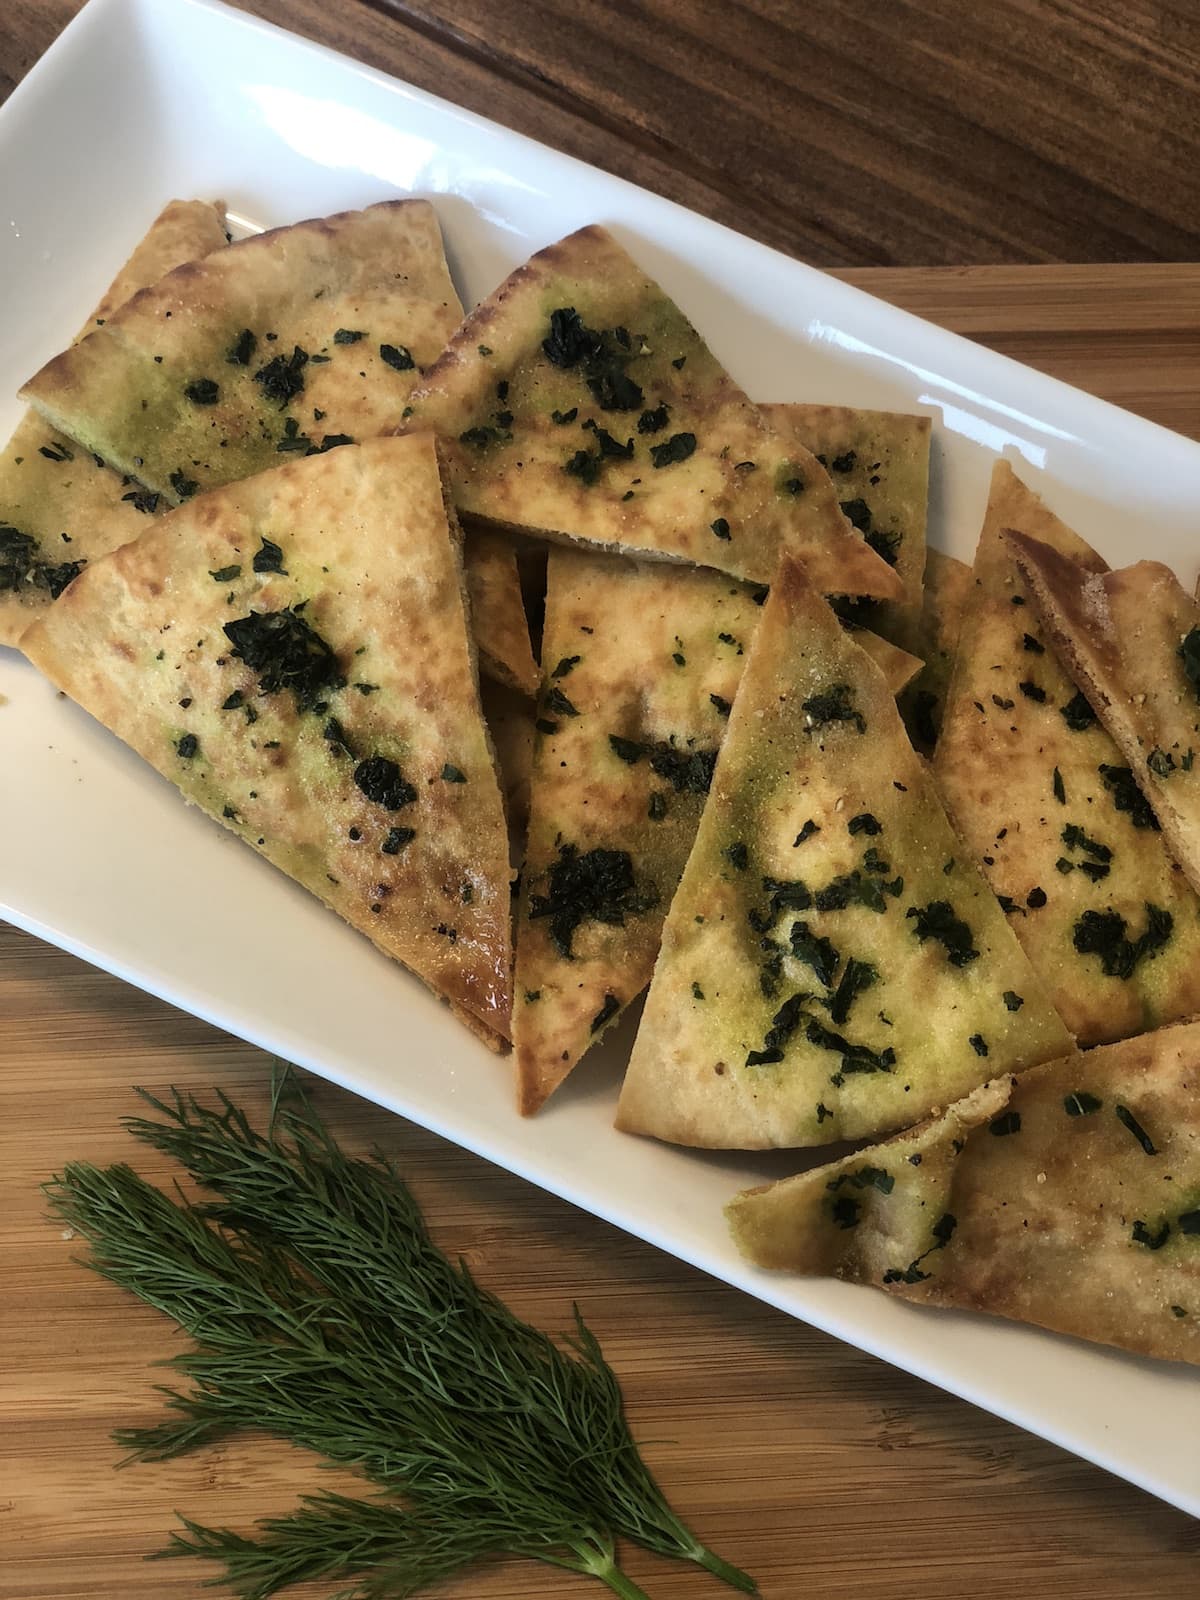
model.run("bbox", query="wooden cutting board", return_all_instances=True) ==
[3,267,1200,1600]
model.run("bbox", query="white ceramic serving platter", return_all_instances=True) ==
[2,0,1198,1518]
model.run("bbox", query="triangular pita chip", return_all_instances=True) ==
[18,201,538,693]
[400,227,901,599]
[760,403,930,638]
[728,1020,1200,1366]
[20,435,513,1044]
[513,553,923,1114]
[899,546,970,754]
[514,549,758,1113]
[1012,535,1200,905]
[615,558,1070,1149]
[463,528,538,695]
[935,462,1200,1045]
[481,677,535,835]
[0,200,229,647]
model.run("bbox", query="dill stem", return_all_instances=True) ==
[693,1542,759,1593]
[586,1555,655,1600]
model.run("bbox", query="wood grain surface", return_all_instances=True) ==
[3,0,1200,267]
[3,3,1200,1598]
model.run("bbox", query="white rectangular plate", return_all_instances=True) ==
[2,0,1198,1519]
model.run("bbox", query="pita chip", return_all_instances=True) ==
[512,551,923,1115]
[17,201,537,692]
[615,559,1069,1150]
[0,199,228,647]
[20,435,513,1044]
[1012,535,1200,906]
[728,1020,1200,1367]
[900,547,971,754]
[761,403,930,638]
[936,461,1200,1046]
[400,227,901,599]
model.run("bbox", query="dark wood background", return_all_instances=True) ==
[4,0,1200,267]
[3,4,1200,1598]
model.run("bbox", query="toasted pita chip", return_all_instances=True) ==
[842,622,922,696]
[18,201,536,692]
[22,201,460,495]
[481,677,535,836]
[513,554,922,1115]
[20,436,512,1042]
[1012,536,1200,907]
[615,559,1069,1149]
[728,1020,1200,1366]
[935,462,1200,1045]
[464,529,538,696]
[513,550,757,1113]
[0,200,229,647]
[900,547,971,754]
[399,227,901,599]
[761,404,930,637]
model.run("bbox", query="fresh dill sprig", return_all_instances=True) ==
[43,1075,756,1600]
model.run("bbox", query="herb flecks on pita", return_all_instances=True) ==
[20,436,512,1044]
[514,549,761,1113]
[615,558,1070,1150]
[1011,535,1200,905]
[400,227,901,599]
[761,403,930,640]
[21,201,461,502]
[18,200,536,694]
[0,200,229,647]
[935,462,1200,1046]
[728,1020,1200,1366]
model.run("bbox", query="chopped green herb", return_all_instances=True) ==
[441,764,467,784]
[380,343,415,372]
[711,517,731,540]
[528,844,658,960]
[989,1110,1021,1136]
[252,538,287,575]
[1073,903,1172,979]
[209,563,241,583]
[724,842,749,870]
[550,408,578,426]
[649,433,696,469]
[1148,748,1176,778]
[788,922,839,987]
[1115,1103,1157,1155]
[969,1033,989,1057]
[1060,690,1098,731]
[1052,767,1065,804]
[847,813,881,836]
[1178,626,1200,702]
[226,328,257,366]
[1132,1219,1171,1250]
[1099,764,1159,830]
[333,328,365,344]
[354,756,418,811]
[801,683,866,734]
[906,901,979,968]
[184,378,219,405]
[828,958,878,1025]
[1002,991,1024,1012]
[176,733,199,759]
[551,655,581,678]
[637,405,670,434]
[1064,1091,1102,1116]
[381,826,416,854]
[254,345,309,407]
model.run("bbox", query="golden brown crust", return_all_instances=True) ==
[899,546,971,754]
[513,549,762,1114]
[21,201,462,504]
[400,227,901,598]
[728,1020,1200,1366]
[1012,536,1200,902]
[615,556,1070,1150]
[761,403,930,641]
[21,436,512,1039]
[0,199,230,648]
[463,530,538,696]
[934,462,1200,1046]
